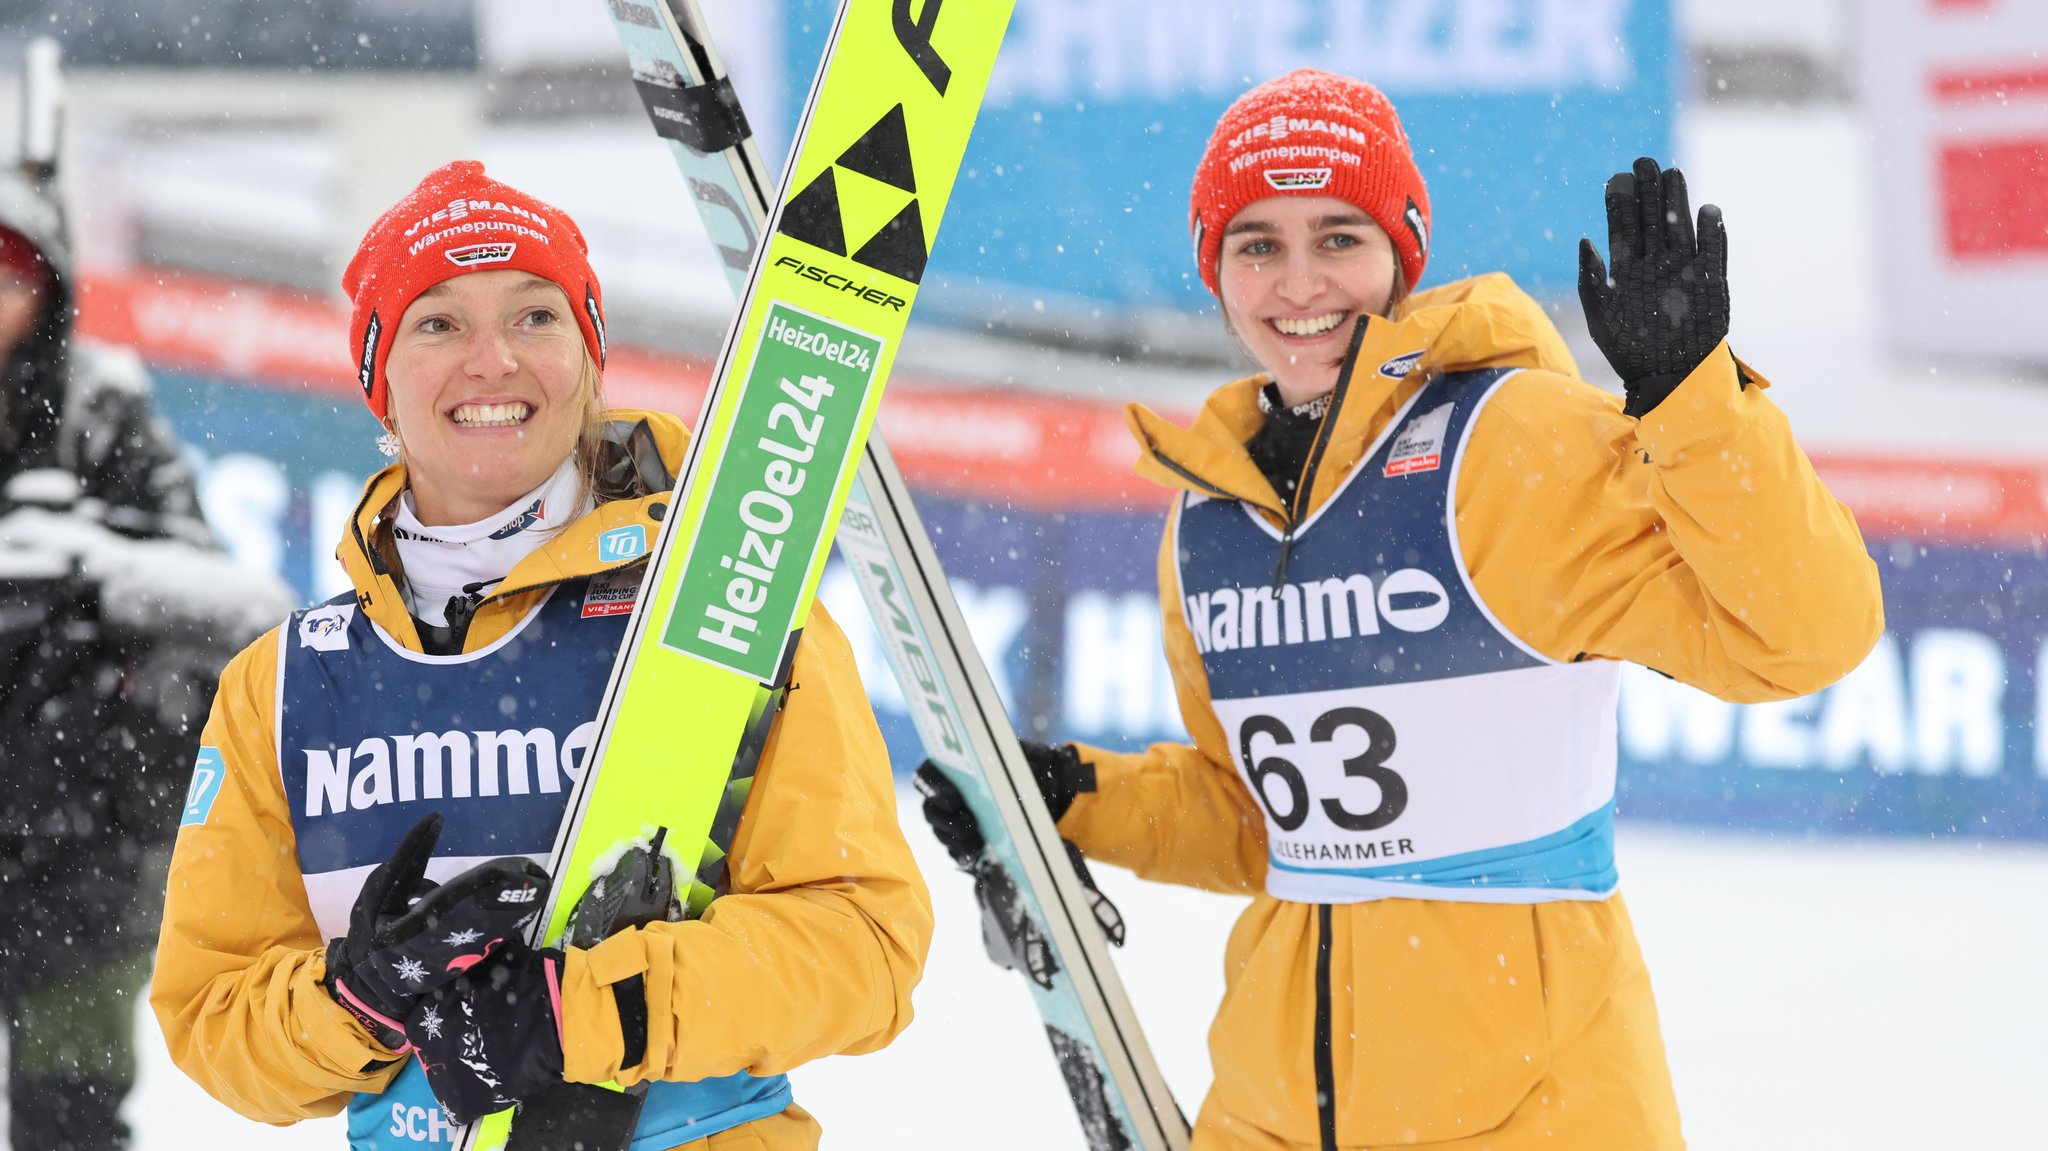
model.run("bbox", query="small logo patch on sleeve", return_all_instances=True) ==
[180,747,226,828]
[599,525,648,563]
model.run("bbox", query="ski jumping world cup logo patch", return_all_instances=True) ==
[1384,401,1455,478]
[298,604,355,652]
[445,242,518,267]
[1265,167,1332,190]
[583,566,642,619]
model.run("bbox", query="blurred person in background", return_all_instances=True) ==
[150,161,930,1149]
[0,162,291,1147]
[919,69,1883,1150]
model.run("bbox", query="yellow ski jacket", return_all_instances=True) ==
[150,409,931,1149]
[1060,274,1883,1149]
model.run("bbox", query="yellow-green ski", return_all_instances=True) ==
[455,2,1013,1147]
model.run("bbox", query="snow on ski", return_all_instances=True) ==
[604,3,1189,1149]
[455,2,1012,1147]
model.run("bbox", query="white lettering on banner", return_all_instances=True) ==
[310,471,359,601]
[1063,591,1183,738]
[1617,667,1737,765]
[1910,629,2004,778]
[821,566,908,713]
[1740,695,1819,769]
[1816,635,1910,774]
[989,0,1632,106]
[199,453,289,577]
[2037,640,2048,778]
[950,581,1031,714]
[192,454,361,605]
[129,287,339,379]
[1617,629,2011,777]
[303,722,595,816]
[818,566,1030,718]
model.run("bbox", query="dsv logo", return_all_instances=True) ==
[776,1,954,284]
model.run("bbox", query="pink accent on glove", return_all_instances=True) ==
[334,977,413,1054]
[444,937,504,974]
[545,955,566,1052]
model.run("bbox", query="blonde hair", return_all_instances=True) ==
[572,351,614,507]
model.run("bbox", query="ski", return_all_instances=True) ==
[455,3,1011,1147]
[605,4,1189,1149]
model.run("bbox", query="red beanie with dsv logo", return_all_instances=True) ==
[1189,69,1431,298]
[343,161,607,421]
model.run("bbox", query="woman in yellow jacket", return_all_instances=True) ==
[151,161,932,1150]
[919,71,1881,1149]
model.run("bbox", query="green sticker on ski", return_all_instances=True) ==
[664,303,882,681]
[460,3,1014,1147]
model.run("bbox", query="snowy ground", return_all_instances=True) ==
[72,796,2046,1150]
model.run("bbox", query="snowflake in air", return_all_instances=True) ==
[443,928,483,947]
[416,1004,444,1041]
[393,956,430,984]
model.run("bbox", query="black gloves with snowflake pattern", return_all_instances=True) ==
[323,814,552,1053]
[407,944,566,1126]
[1578,156,1733,418]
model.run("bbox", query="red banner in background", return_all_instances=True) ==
[72,265,2048,541]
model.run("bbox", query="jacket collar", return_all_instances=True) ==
[1127,273,1581,526]
[336,407,686,649]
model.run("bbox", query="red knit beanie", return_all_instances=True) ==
[342,160,606,421]
[1189,69,1431,298]
[0,227,48,292]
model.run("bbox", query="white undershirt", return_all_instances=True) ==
[391,459,592,626]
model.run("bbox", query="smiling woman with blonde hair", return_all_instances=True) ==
[152,161,931,1150]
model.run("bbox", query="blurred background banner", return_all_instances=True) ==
[1863,0,2048,364]
[78,265,2048,846]
[26,0,2048,851]
[776,0,1678,332]
[0,0,475,69]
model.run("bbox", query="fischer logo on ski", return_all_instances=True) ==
[772,256,907,311]
[457,2,1017,1148]
[593,1,1191,1149]
[778,104,929,283]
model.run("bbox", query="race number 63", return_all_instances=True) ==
[1238,707,1406,832]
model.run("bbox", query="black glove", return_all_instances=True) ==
[408,945,565,1126]
[914,753,1125,965]
[1577,156,1731,418]
[914,741,1091,867]
[323,814,551,1051]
